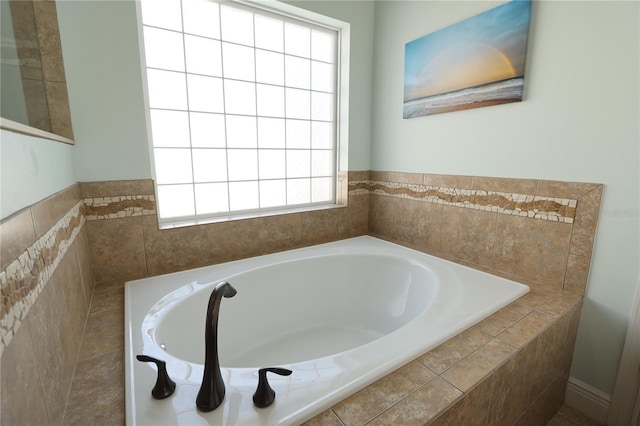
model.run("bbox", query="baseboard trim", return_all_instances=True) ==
[565,376,611,424]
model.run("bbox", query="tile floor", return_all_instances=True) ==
[61,279,603,426]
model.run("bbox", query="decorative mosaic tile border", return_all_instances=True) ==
[349,180,577,223]
[84,195,156,220]
[0,202,85,355]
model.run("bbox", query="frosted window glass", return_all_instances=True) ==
[195,183,229,215]
[185,36,222,76]
[224,80,256,115]
[311,91,332,121]
[286,120,310,149]
[150,109,190,147]
[311,121,332,149]
[259,149,285,179]
[220,5,254,46]
[147,69,187,110]
[141,0,182,31]
[311,61,333,93]
[311,150,332,176]
[285,88,310,120]
[143,27,184,72]
[222,43,255,81]
[190,112,226,148]
[256,84,284,118]
[257,118,285,148]
[255,50,284,85]
[157,184,195,218]
[311,30,334,62]
[284,23,309,57]
[255,15,283,52]
[286,150,310,178]
[226,115,257,148]
[183,0,220,39]
[287,178,310,205]
[192,149,227,182]
[154,148,193,184]
[229,181,259,210]
[285,56,310,90]
[259,180,286,208]
[311,177,333,203]
[228,149,258,181]
[187,74,224,113]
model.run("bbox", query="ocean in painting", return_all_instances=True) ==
[403,77,524,118]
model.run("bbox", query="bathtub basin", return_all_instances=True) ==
[125,236,528,425]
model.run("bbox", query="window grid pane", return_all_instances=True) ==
[141,0,338,221]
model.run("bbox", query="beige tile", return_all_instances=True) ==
[348,170,369,182]
[142,215,212,276]
[63,351,125,425]
[77,307,124,362]
[46,81,74,139]
[441,206,497,268]
[487,342,537,425]
[75,226,95,307]
[423,174,473,189]
[441,339,517,392]
[26,277,76,425]
[515,287,555,309]
[525,372,568,425]
[23,78,52,131]
[1,320,50,425]
[79,179,155,198]
[90,280,124,314]
[536,180,599,200]
[333,361,435,426]
[418,327,492,374]
[529,316,568,403]
[386,171,423,184]
[569,187,603,257]
[86,216,147,283]
[33,1,66,82]
[31,192,64,238]
[207,218,261,263]
[563,254,591,295]
[497,310,555,349]
[368,378,462,426]
[537,293,582,318]
[494,215,572,289]
[430,376,494,426]
[0,208,36,271]
[303,409,344,426]
[471,176,538,195]
[562,301,583,370]
[57,245,90,342]
[338,193,369,238]
[258,213,304,254]
[558,405,604,425]
[301,209,339,246]
[475,303,533,337]
[547,413,576,426]
[369,171,389,182]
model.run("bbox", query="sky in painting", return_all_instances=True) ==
[404,0,531,102]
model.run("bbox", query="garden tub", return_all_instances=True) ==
[125,236,528,425]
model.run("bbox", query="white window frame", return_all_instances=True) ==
[136,0,350,228]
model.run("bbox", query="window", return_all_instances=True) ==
[137,0,348,226]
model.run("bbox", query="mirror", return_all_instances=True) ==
[0,0,74,144]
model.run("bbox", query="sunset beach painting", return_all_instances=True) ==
[403,0,531,118]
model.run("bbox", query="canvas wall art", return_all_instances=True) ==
[403,0,532,118]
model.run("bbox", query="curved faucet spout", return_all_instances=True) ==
[196,281,237,412]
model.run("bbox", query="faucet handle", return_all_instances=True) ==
[136,354,176,399]
[252,367,293,408]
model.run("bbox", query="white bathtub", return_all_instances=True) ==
[125,236,528,425]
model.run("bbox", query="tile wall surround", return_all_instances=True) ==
[1,170,602,425]
[0,184,94,424]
